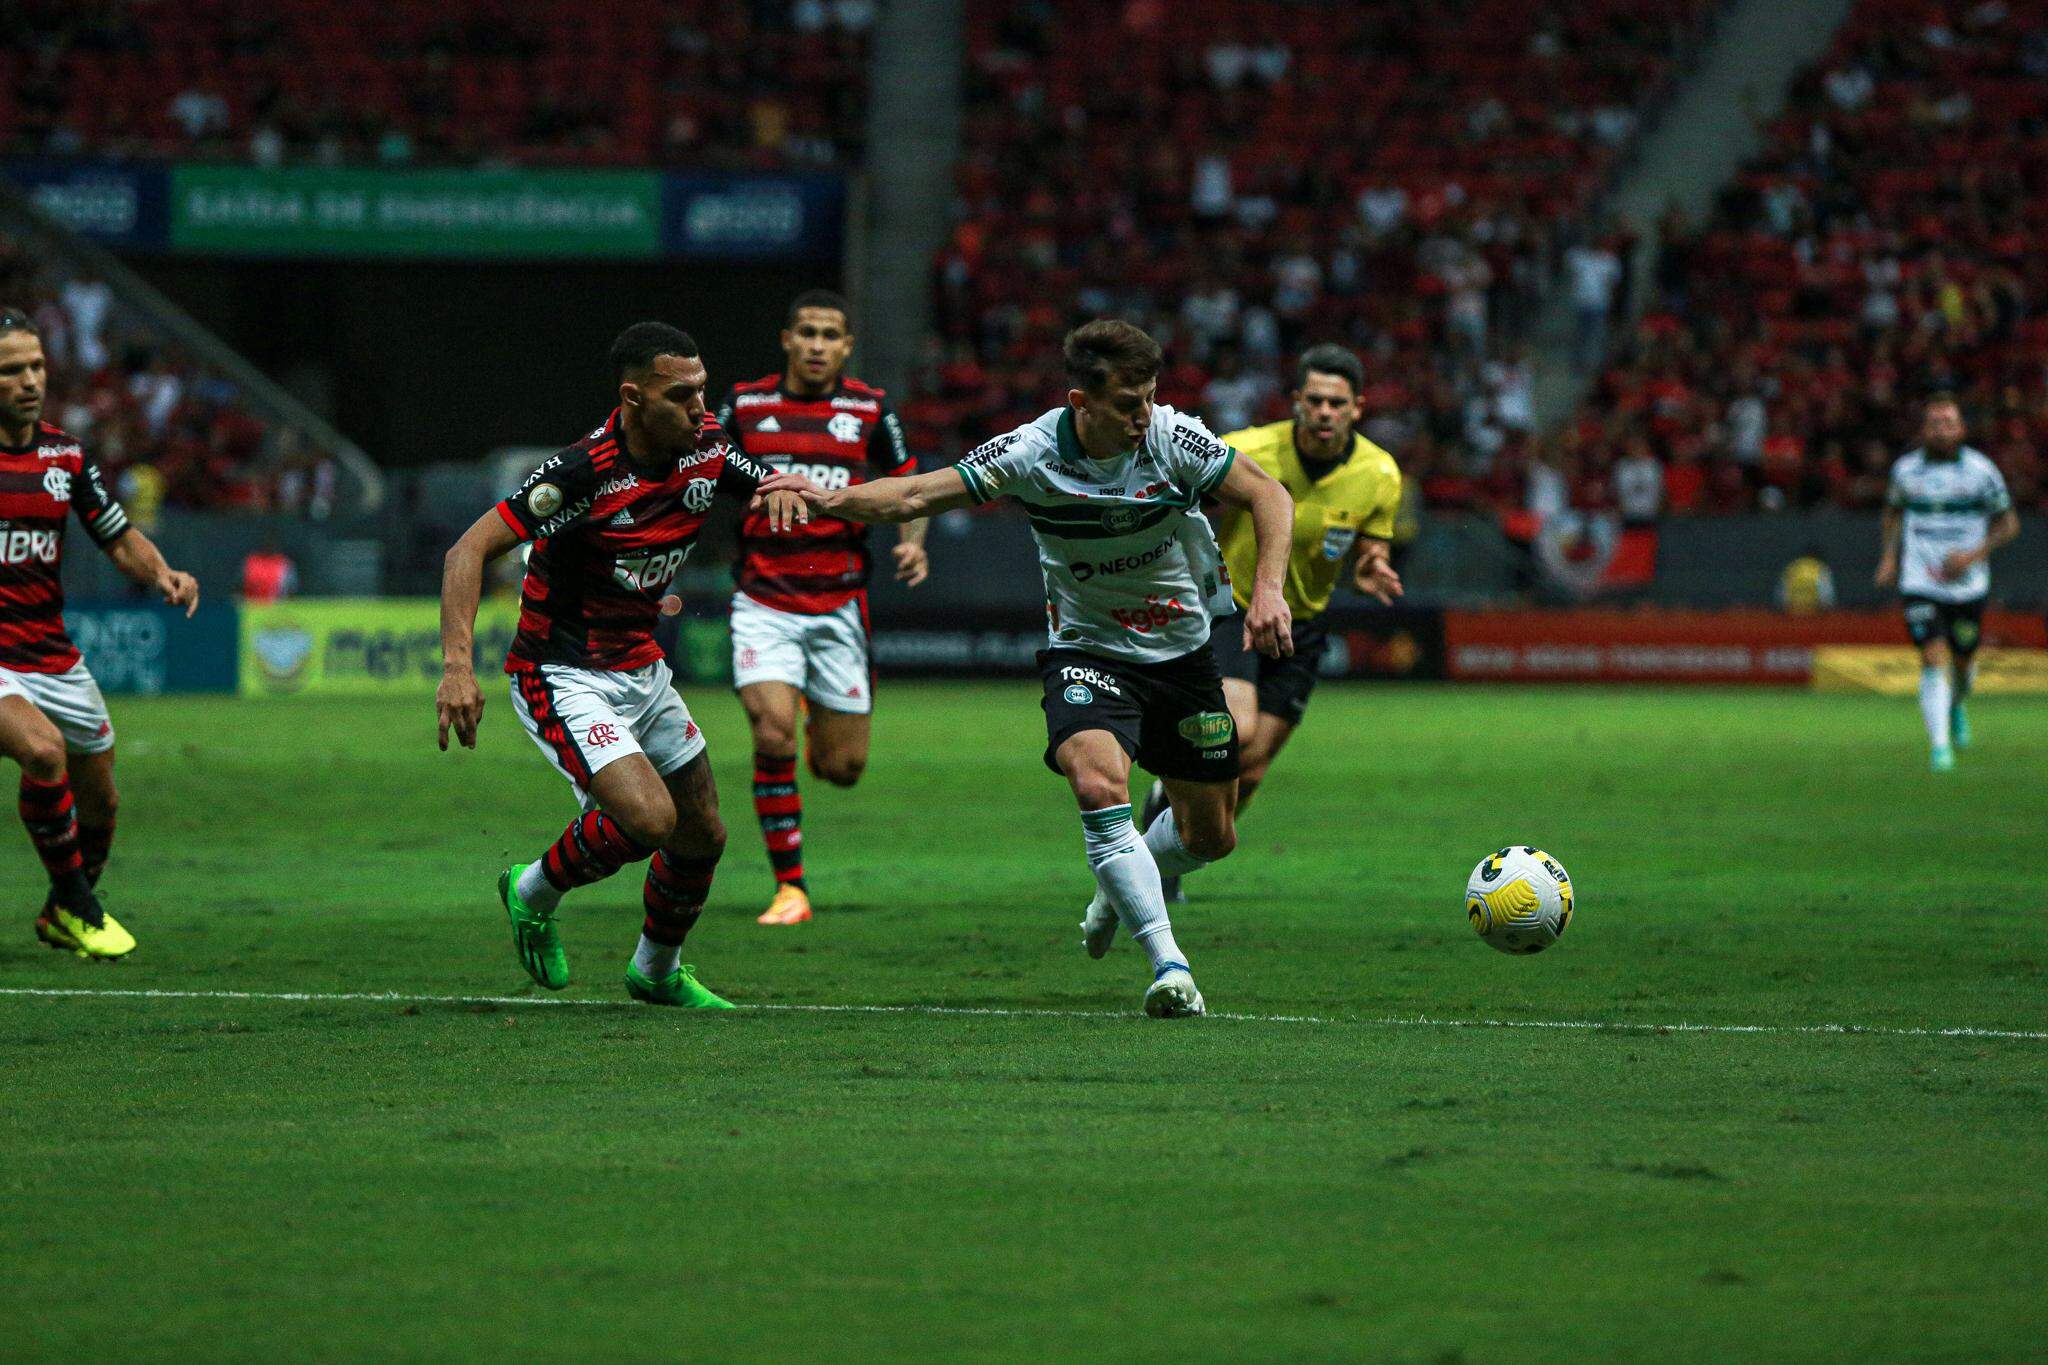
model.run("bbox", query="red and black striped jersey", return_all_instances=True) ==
[495,409,771,674]
[716,375,913,614]
[0,421,130,674]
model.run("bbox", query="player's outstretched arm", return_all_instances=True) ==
[758,467,975,528]
[103,528,199,617]
[437,508,521,751]
[1212,455,1295,658]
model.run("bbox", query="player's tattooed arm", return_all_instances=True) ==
[1212,453,1295,658]
[756,466,975,529]
[103,528,200,617]
[436,508,522,751]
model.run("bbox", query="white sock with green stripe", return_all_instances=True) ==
[1919,666,1952,750]
[1081,804,1186,972]
[1142,810,1210,879]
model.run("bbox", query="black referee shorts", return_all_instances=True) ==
[1210,613,1330,727]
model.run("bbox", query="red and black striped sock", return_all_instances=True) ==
[751,751,805,891]
[80,817,115,888]
[642,851,717,946]
[539,811,654,892]
[19,776,93,914]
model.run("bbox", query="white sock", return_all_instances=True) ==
[1919,666,1952,750]
[1082,804,1187,973]
[633,933,681,980]
[516,860,564,914]
[1142,811,1211,879]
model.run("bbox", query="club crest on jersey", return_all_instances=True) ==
[827,413,864,444]
[42,467,71,502]
[1102,506,1142,534]
[1177,711,1234,747]
[528,482,564,517]
[681,477,716,513]
[1321,526,1356,561]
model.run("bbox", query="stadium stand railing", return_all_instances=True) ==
[1557,0,2048,520]
[0,174,380,517]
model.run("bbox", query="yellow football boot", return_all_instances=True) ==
[44,904,136,960]
[755,884,813,925]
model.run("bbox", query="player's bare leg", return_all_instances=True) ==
[625,754,734,1007]
[804,704,870,788]
[1234,714,1296,815]
[740,680,812,924]
[1060,729,1203,1016]
[502,755,674,990]
[1917,636,1956,770]
[2,695,129,958]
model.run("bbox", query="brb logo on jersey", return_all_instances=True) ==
[827,413,864,444]
[614,547,690,591]
[0,529,60,564]
[42,468,71,502]
[776,462,853,491]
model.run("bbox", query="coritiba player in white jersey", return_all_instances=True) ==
[1875,394,2019,771]
[758,321,1296,1017]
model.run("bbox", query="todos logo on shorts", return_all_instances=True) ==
[1177,710,1234,747]
[1063,683,1093,705]
[1059,665,1123,696]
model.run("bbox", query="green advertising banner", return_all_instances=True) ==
[241,598,527,697]
[171,167,663,258]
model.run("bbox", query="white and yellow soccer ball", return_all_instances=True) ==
[1465,846,1575,954]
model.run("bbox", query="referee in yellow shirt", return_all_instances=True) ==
[1142,345,1403,899]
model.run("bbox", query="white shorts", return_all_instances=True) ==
[508,658,707,809]
[730,592,873,714]
[0,662,116,755]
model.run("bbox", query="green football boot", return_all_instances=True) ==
[499,865,569,990]
[625,962,735,1009]
[1950,700,1971,751]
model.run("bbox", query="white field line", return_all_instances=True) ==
[0,985,2040,1041]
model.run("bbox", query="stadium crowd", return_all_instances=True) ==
[0,0,874,170]
[901,0,1716,492]
[1542,0,2048,519]
[0,231,336,518]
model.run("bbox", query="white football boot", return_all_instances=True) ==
[1081,890,1120,959]
[1143,964,1205,1018]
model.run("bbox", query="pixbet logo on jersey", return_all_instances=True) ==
[0,529,60,564]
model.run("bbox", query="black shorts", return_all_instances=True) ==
[1902,595,1985,653]
[1210,613,1329,728]
[1038,645,1240,784]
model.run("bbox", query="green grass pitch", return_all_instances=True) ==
[2,683,2043,1361]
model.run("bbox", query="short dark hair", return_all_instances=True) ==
[609,322,698,382]
[1294,343,1364,395]
[786,289,852,329]
[0,304,39,340]
[1923,391,1961,414]
[1063,319,1162,393]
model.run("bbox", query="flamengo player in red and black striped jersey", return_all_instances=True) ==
[0,307,200,961]
[436,322,809,1008]
[712,290,930,927]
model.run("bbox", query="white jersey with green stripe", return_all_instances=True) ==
[1887,445,2012,602]
[955,405,1239,663]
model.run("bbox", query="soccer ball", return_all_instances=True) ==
[1465,846,1575,954]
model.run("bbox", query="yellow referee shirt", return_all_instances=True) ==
[1217,420,1401,617]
